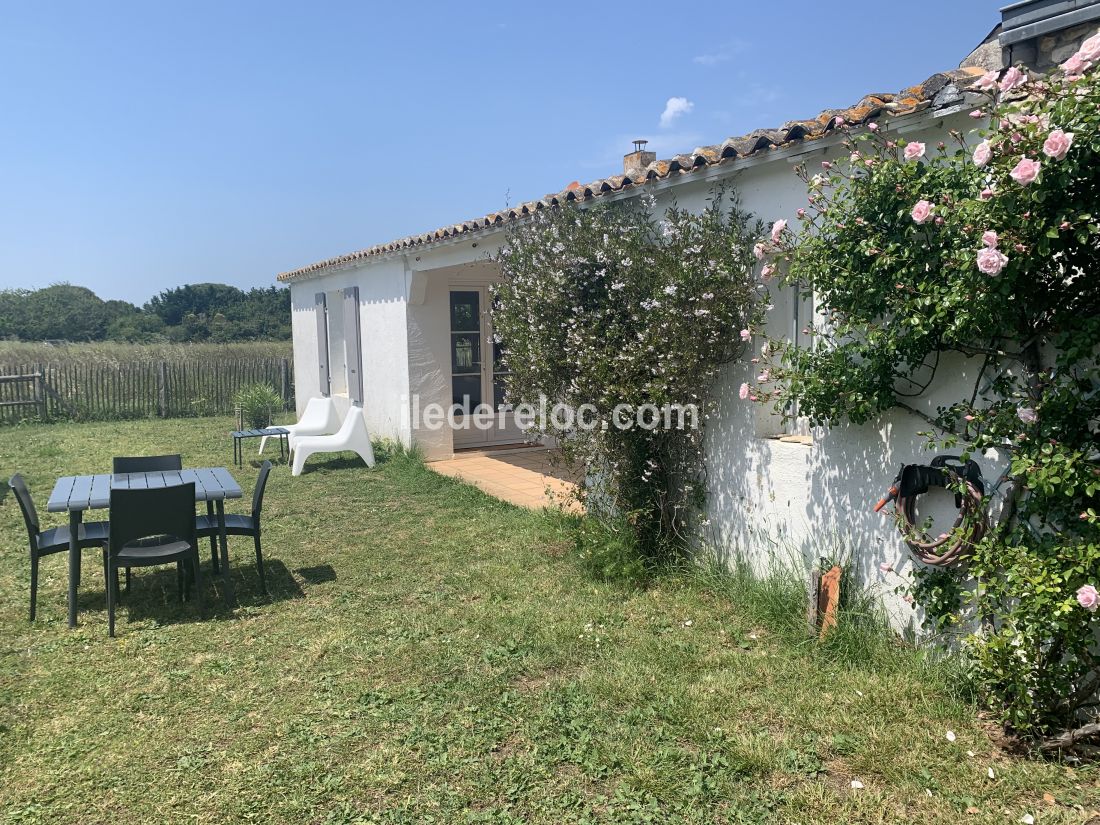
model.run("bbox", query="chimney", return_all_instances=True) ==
[1000,0,1100,71]
[623,139,656,178]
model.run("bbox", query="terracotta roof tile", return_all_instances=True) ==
[276,66,986,283]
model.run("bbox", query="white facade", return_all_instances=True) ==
[284,104,999,629]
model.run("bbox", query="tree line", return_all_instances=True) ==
[0,282,291,342]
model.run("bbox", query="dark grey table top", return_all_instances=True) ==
[46,468,243,513]
[231,427,289,438]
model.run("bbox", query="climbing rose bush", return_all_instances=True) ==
[492,191,761,559]
[749,45,1100,742]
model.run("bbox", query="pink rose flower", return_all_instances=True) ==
[1076,584,1099,612]
[969,109,984,118]
[979,187,994,201]
[911,200,933,224]
[976,70,998,91]
[977,246,1008,275]
[850,152,861,162]
[834,116,845,127]
[1062,52,1087,76]
[904,594,915,606]
[761,264,775,279]
[1009,157,1041,185]
[1078,32,1100,64]
[868,122,878,132]
[999,66,1027,92]
[821,160,832,170]
[903,141,926,161]
[739,329,751,342]
[972,140,992,167]
[981,230,998,248]
[797,208,806,218]
[753,242,766,260]
[1017,407,1038,424]
[879,562,893,574]
[738,382,750,400]
[770,219,787,243]
[757,370,770,383]
[1042,129,1074,160]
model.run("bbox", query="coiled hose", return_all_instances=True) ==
[874,457,988,566]
[895,470,987,566]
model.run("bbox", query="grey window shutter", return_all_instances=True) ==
[315,292,330,397]
[343,286,363,404]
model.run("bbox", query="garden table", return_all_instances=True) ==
[46,467,243,627]
[231,427,289,467]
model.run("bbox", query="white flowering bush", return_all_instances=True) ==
[749,45,1100,745]
[492,190,761,562]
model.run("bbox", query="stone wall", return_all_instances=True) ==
[1006,21,1100,71]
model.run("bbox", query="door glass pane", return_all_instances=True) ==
[452,375,481,409]
[451,333,480,374]
[450,291,479,332]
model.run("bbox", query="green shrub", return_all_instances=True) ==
[493,188,762,561]
[235,383,281,429]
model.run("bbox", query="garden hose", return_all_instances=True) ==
[874,456,988,566]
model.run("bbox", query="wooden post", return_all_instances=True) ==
[157,361,168,417]
[35,363,47,421]
[280,357,290,410]
[817,566,843,640]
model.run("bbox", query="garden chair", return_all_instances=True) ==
[290,405,375,476]
[106,483,202,637]
[261,397,339,455]
[195,460,273,595]
[112,454,191,588]
[9,474,110,621]
[112,454,183,475]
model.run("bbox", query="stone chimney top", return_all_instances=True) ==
[623,139,656,178]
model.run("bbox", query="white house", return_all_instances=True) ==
[275,6,1100,629]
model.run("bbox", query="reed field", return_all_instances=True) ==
[0,341,293,424]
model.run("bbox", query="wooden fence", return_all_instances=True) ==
[0,357,293,424]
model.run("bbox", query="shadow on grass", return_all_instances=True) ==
[74,558,307,631]
[296,564,336,585]
[294,455,374,475]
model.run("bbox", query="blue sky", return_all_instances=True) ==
[0,1,997,304]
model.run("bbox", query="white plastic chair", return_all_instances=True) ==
[260,397,339,455]
[291,405,376,476]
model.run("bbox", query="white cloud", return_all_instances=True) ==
[659,97,694,128]
[692,40,748,67]
[693,53,729,67]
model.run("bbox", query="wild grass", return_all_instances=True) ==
[0,340,291,369]
[0,417,1096,823]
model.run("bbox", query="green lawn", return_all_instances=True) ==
[1,418,1096,824]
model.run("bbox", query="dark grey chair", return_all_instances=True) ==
[111,454,183,475]
[107,483,202,637]
[195,460,272,595]
[9,474,110,621]
[111,454,203,589]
